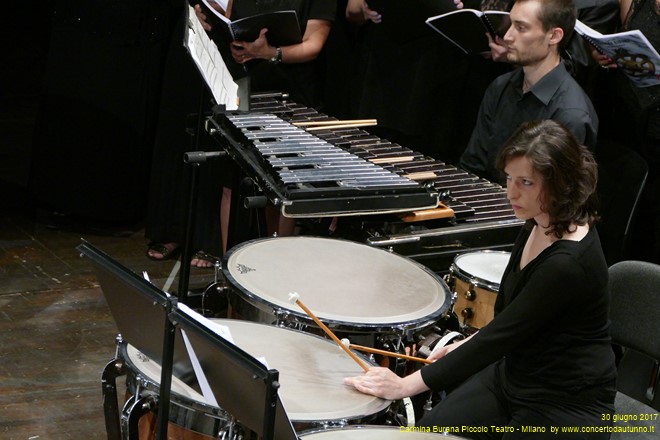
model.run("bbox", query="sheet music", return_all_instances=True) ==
[213,0,229,13]
[186,5,240,109]
[202,0,232,24]
[177,303,271,406]
[177,302,235,343]
[180,329,220,406]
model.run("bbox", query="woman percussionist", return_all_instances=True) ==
[344,119,617,438]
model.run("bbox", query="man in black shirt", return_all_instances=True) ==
[459,0,599,183]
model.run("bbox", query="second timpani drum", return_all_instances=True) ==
[222,237,452,339]
[122,319,392,437]
[449,251,511,329]
[122,343,230,440]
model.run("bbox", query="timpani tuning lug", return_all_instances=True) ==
[443,273,455,291]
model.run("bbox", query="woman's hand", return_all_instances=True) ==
[590,47,617,69]
[344,368,428,400]
[194,3,225,32]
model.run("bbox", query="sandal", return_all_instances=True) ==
[191,250,221,269]
[146,242,180,261]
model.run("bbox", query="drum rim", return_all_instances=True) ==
[298,424,465,438]
[222,236,452,330]
[450,250,511,291]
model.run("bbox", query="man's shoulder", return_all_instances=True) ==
[483,67,523,98]
[542,64,594,108]
[555,71,595,107]
[491,67,522,87]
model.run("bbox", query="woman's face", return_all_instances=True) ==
[504,155,548,225]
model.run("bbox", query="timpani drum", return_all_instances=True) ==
[449,251,511,329]
[299,425,466,438]
[222,237,451,341]
[121,319,392,438]
[122,344,230,440]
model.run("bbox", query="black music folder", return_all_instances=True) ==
[200,0,302,46]
[426,9,511,54]
[364,0,458,41]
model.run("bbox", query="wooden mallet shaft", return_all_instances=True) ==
[348,343,433,365]
[288,292,369,372]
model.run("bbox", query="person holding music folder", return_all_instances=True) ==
[194,0,336,253]
[458,0,599,183]
[345,119,617,437]
[195,0,335,109]
[342,0,513,164]
[589,0,660,264]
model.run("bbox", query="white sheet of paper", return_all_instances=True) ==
[177,302,235,344]
[186,6,239,109]
[211,0,230,18]
[180,328,219,406]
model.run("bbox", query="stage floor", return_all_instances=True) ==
[0,201,216,439]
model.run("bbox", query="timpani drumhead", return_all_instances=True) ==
[212,319,391,423]
[299,425,465,438]
[125,343,210,405]
[452,251,511,291]
[223,237,450,329]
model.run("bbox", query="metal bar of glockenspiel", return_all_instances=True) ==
[278,174,418,185]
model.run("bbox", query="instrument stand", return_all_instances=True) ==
[101,335,127,440]
[176,86,226,303]
[226,173,269,251]
[79,242,182,440]
[154,304,177,440]
[170,308,287,440]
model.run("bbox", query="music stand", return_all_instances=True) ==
[170,306,298,440]
[175,3,250,298]
[78,241,196,440]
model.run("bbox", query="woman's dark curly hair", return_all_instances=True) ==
[495,120,599,239]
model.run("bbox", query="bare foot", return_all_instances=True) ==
[190,250,219,268]
[146,242,179,261]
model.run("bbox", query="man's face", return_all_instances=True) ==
[503,0,557,66]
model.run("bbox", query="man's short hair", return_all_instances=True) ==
[515,0,577,52]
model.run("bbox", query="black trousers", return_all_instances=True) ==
[417,362,615,439]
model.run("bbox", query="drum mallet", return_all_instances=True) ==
[341,341,433,365]
[288,292,369,372]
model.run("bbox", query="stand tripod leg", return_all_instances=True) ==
[226,175,268,250]
[101,357,126,440]
[121,393,158,440]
